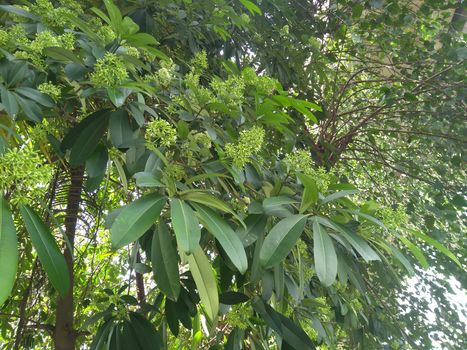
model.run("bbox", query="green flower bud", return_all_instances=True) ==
[0,146,53,206]
[225,126,265,168]
[38,82,61,101]
[90,53,128,88]
[145,119,177,150]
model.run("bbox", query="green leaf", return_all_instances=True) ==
[14,87,54,107]
[85,144,108,191]
[235,214,267,247]
[109,109,136,148]
[151,222,180,301]
[191,203,248,274]
[297,173,318,213]
[107,88,126,107]
[252,297,315,350]
[0,196,18,306]
[398,235,429,269]
[111,193,166,249]
[181,191,243,225]
[263,196,297,217]
[239,0,262,15]
[103,0,122,31]
[0,5,37,19]
[389,244,415,276]
[170,198,201,254]
[20,205,70,296]
[43,47,82,64]
[128,312,163,350]
[321,189,358,205]
[186,247,219,321]
[133,172,164,188]
[408,228,461,268]
[260,215,307,269]
[16,96,42,122]
[312,218,337,286]
[0,86,18,117]
[219,291,249,305]
[316,217,380,262]
[69,112,109,166]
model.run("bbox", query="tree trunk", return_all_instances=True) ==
[54,167,84,350]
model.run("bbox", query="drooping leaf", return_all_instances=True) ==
[14,87,54,107]
[219,291,249,305]
[398,235,429,269]
[316,217,380,262]
[181,191,243,224]
[321,189,358,205]
[312,218,337,286]
[151,221,180,301]
[0,196,18,306]
[252,297,315,350]
[170,198,201,254]
[191,203,248,274]
[109,109,137,148]
[111,193,166,249]
[259,215,307,269]
[43,47,82,64]
[235,214,267,247]
[0,87,18,117]
[407,228,461,267]
[69,111,110,166]
[186,247,219,322]
[262,196,297,217]
[297,173,318,213]
[20,205,70,296]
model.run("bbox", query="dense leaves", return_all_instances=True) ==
[0,0,464,349]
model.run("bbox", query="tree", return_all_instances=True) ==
[0,0,464,349]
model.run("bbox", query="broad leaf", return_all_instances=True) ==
[316,217,380,262]
[0,196,18,306]
[20,205,70,296]
[252,298,315,350]
[69,111,110,166]
[297,173,318,213]
[192,203,248,274]
[186,247,219,321]
[313,218,337,286]
[260,215,307,269]
[170,198,201,254]
[111,193,166,249]
[151,222,180,301]
[407,228,461,267]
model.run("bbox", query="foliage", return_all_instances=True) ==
[0,0,465,350]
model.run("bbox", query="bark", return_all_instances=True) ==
[54,166,84,350]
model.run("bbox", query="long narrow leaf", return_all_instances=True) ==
[20,205,70,296]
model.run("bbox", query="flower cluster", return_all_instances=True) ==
[0,146,53,206]
[121,45,140,58]
[38,82,61,101]
[14,30,75,69]
[211,75,245,109]
[191,51,208,73]
[379,206,408,230]
[242,67,278,95]
[145,59,177,87]
[225,126,265,168]
[96,25,116,44]
[144,119,177,150]
[90,53,128,88]
[0,29,8,47]
[181,131,212,165]
[29,0,83,28]
[284,149,332,192]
